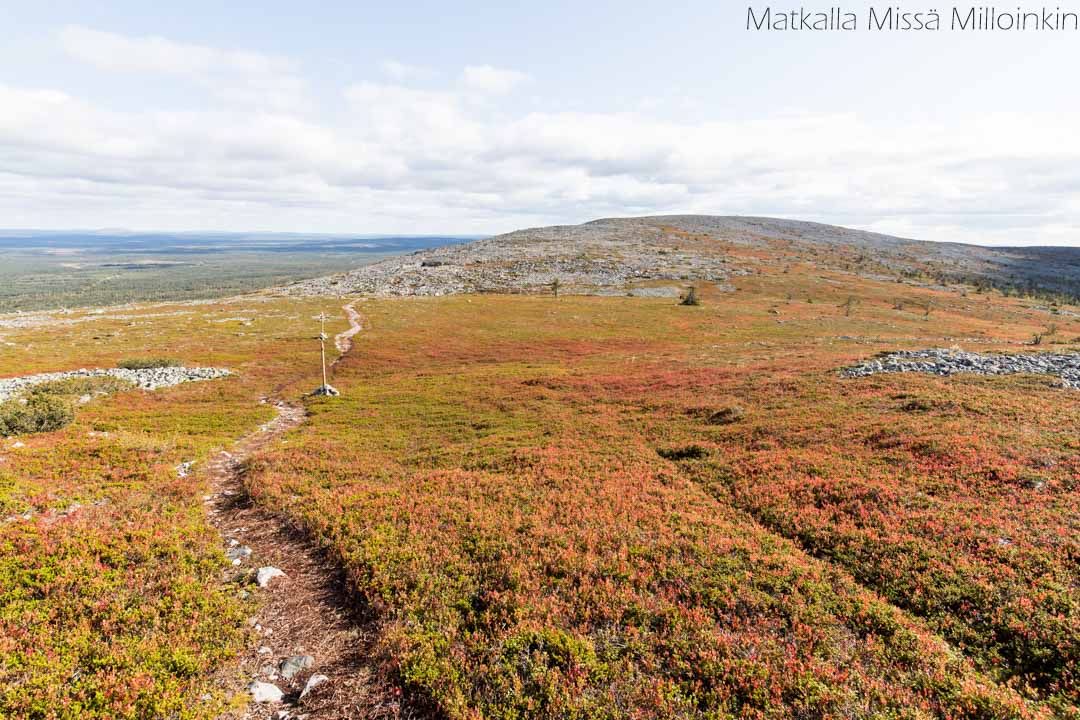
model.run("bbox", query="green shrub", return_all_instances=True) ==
[30,376,134,398]
[657,444,708,461]
[707,404,745,425]
[116,357,181,370]
[0,394,75,436]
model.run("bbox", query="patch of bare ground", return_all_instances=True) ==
[204,410,404,719]
[334,302,363,355]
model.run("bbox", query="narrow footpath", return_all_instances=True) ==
[202,303,407,720]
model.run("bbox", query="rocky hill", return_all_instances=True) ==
[283,216,1080,299]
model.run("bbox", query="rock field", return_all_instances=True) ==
[283,217,746,297]
[843,348,1080,389]
[281,215,1080,300]
[0,366,232,402]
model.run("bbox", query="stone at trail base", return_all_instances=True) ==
[280,654,314,680]
[300,674,329,700]
[257,566,287,587]
[310,384,340,397]
[248,680,284,703]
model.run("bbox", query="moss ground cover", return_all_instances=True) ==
[244,270,1079,718]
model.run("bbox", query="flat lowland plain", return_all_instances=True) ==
[1,258,1078,718]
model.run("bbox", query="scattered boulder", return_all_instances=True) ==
[248,680,284,703]
[227,545,253,563]
[300,674,329,700]
[257,566,287,587]
[280,654,314,680]
[310,384,340,397]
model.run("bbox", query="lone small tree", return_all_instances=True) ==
[551,278,561,297]
[679,286,700,306]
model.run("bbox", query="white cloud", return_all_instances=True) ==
[3,32,1079,242]
[379,59,434,82]
[58,25,306,110]
[461,65,529,94]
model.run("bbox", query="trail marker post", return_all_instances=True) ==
[311,310,340,397]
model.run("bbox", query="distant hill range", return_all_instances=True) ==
[286,216,1080,301]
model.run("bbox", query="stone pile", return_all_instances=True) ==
[0,366,232,402]
[842,348,1080,389]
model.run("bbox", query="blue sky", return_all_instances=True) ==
[1,1,1077,244]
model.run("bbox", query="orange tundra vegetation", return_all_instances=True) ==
[0,298,341,718]
[0,260,1077,719]
[245,270,1078,719]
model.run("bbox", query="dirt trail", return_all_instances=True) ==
[203,303,405,720]
[334,302,363,355]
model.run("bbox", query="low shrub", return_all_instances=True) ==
[0,394,74,436]
[707,405,745,425]
[30,376,134,398]
[116,357,181,370]
[657,444,708,460]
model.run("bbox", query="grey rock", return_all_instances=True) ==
[299,674,329,699]
[0,366,232,403]
[280,654,314,680]
[248,680,284,703]
[842,349,1080,390]
[281,217,748,298]
[257,566,287,587]
[227,545,253,562]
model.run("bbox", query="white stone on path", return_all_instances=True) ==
[248,680,284,703]
[257,566,286,587]
[279,654,314,680]
[300,674,329,699]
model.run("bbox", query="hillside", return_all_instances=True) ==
[1,223,1078,719]
[286,216,1080,300]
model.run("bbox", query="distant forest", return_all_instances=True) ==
[0,233,472,312]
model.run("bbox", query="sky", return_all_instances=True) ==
[1,1,1078,245]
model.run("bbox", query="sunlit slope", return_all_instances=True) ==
[0,297,340,718]
[248,267,1079,718]
[288,215,1080,302]
[1,250,1076,718]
